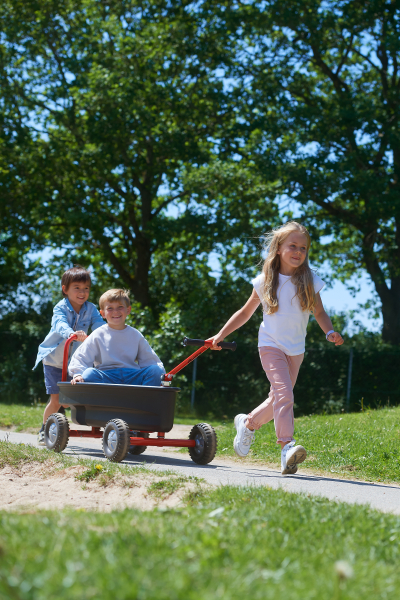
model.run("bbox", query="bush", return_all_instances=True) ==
[0,302,52,404]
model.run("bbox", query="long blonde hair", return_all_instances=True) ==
[261,222,316,314]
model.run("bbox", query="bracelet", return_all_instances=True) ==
[326,330,335,341]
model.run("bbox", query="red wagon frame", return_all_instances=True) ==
[48,334,236,462]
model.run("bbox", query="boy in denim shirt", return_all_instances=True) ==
[33,265,104,444]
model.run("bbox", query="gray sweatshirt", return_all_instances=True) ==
[68,324,164,377]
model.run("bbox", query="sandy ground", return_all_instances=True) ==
[0,423,204,512]
[0,461,201,512]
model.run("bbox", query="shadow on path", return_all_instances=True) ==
[65,442,400,490]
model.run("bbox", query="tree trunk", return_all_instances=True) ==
[363,237,400,343]
[100,231,151,308]
[379,279,400,344]
[130,233,151,307]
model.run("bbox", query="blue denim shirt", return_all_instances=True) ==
[33,298,105,369]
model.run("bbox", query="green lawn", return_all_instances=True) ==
[1,482,400,599]
[0,403,225,432]
[0,404,45,432]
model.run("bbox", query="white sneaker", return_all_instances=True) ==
[281,440,307,475]
[233,414,255,457]
[38,430,45,446]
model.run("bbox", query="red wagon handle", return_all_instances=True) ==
[162,337,237,386]
[183,337,237,351]
[62,334,78,382]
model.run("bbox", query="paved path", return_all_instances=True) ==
[2,429,400,515]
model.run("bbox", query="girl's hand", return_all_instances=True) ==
[70,330,88,342]
[71,375,84,385]
[327,331,344,346]
[206,335,224,351]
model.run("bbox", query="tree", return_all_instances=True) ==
[235,0,400,342]
[0,0,278,313]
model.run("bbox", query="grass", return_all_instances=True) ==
[75,463,107,483]
[0,438,76,470]
[147,475,201,500]
[173,415,227,426]
[216,406,400,484]
[1,485,400,599]
[0,404,47,432]
[0,403,226,432]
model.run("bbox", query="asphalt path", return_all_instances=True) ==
[2,428,400,515]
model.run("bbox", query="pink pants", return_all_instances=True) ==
[247,346,304,444]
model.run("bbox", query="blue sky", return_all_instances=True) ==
[317,272,381,333]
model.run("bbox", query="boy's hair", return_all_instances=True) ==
[61,266,91,297]
[99,289,131,310]
[261,221,315,314]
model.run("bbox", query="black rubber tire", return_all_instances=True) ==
[188,423,217,465]
[44,413,70,453]
[129,432,150,455]
[102,419,130,462]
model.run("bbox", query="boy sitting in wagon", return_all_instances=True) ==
[69,289,165,386]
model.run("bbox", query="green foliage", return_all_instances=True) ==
[75,463,105,483]
[0,1,280,415]
[235,0,400,341]
[2,486,400,598]
[0,303,54,404]
[0,0,278,311]
[295,317,400,414]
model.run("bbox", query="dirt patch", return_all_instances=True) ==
[0,462,203,512]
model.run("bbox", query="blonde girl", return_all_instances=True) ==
[208,221,343,475]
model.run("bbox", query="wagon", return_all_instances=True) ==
[43,335,236,464]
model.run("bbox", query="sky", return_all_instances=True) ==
[317,272,381,333]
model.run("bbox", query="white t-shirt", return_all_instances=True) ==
[68,324,164,377]
[252,272,325,356]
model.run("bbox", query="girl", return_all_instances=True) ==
[208,221,343,475]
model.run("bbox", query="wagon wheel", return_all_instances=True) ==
[188,423,217,465]
[44,413,70,453]
[102,419,130,462]
[129,431,150,456]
